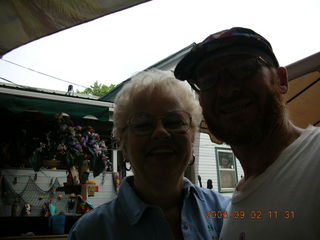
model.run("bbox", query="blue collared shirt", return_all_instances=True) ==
[68,177,230,240]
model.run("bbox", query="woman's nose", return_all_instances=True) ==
[150,120,171,139]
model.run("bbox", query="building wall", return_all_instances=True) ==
[0,169,116,216]
[193,131,200,183]
[198,133,218,189]
[197,133,244,197]
[236,159,244,183]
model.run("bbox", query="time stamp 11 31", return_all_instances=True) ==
[205,210,295,220]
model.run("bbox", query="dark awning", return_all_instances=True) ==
[0,0,150,56]
[285,52,320,128]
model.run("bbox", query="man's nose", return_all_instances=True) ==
[218,76,242,98]
[150,120,171,139]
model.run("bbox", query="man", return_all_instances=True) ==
[174,27,320,239]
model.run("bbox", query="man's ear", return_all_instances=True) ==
[277,67,288,94]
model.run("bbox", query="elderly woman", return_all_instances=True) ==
[68,69,229,240]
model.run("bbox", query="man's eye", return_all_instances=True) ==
[199,74,219,87]
[199,76,212,84]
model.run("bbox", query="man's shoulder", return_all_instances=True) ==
[301,125,320,144]
[305,125,320,134]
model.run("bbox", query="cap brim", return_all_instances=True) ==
[174,39,279,81]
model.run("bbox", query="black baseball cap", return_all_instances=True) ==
[174,27,279,81]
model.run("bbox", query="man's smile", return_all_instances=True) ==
[219,98,254,116]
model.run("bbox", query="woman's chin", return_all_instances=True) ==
[142,167,184,183]
[147,152,177,162]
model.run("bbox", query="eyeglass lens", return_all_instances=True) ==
[195,57,265,91]
[129,111,191,135]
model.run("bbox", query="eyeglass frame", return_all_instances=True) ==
[124,110,193,136]
[188,56,272,92]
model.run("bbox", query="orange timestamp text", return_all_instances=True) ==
[205,210,295,220]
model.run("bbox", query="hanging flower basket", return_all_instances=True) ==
[29,113,112,176]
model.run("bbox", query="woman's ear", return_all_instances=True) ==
[277,67,288,94]
[120,141,127,157]
[187,125,194,142]
[191,132,195,144]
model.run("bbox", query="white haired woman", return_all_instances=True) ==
[68,69,230,240]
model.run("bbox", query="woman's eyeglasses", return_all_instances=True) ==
[126,110,192,136]
[189,56,271,92]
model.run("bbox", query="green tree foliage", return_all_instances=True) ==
[77,81,117,97]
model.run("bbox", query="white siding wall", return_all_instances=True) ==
[198,133,244,197]
[193,131,200,182]
[236,158,244,182]
[198,133,218,189]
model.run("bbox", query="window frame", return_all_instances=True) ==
[215,147,238,193]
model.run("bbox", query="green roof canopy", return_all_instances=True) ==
[0,87,113,122]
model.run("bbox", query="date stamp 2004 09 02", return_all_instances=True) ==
[205,210,295,220]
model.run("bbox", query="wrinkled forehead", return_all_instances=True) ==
[131,86,172,103]
[129,87,184,115]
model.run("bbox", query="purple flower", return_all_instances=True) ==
[75,143,82,151]
[93,144,101,155]
[80,136,88,147]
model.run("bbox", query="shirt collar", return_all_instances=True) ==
[118,176,151,226]
[182,177,205,202]
[118,176,205,225]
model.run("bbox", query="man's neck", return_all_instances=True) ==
[232,120,303,189]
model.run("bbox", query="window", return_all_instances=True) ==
[215,148,238,192]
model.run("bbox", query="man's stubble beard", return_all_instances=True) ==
[207,86,286,146]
